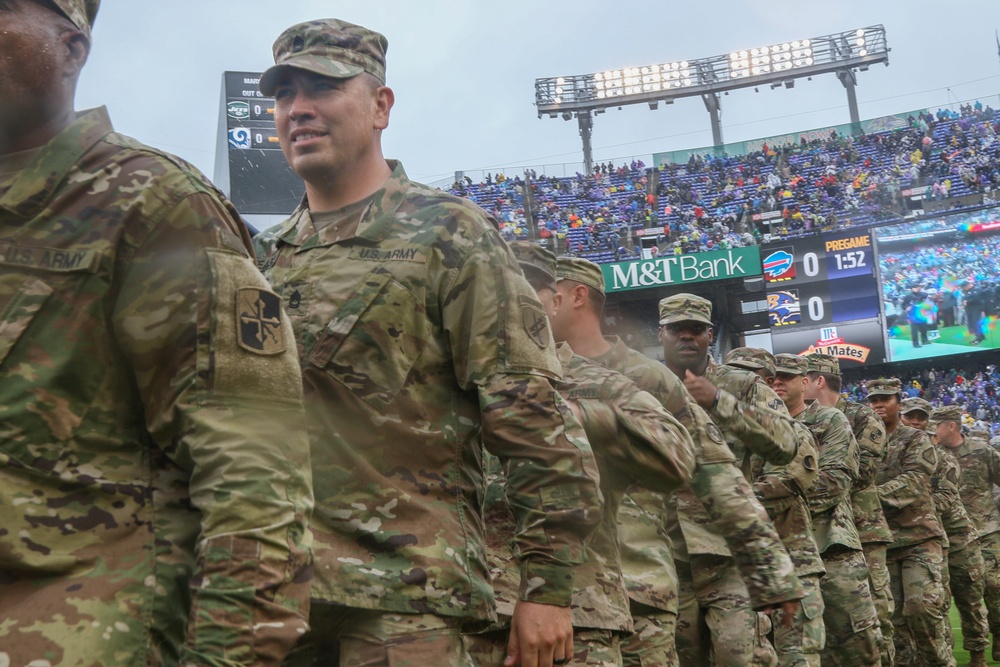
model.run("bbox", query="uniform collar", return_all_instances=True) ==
[0,107,112,218]
[276,159,410,249]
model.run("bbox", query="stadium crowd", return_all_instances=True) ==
[450,101,1000,264]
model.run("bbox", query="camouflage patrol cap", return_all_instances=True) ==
[865,378,902,397]
[900,398,933,415]
[658,293,713,326]
[510,241,557,291]
[929,405,963,423]
[556,256,605,296]
[805,353,840,376]
[48,0,100,34]
[725,347,776,376]
[774,353,808,376]
[260,19,388,96]
[970,428,990,441]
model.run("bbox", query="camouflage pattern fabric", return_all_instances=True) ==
[946,540,990,652]
[260,18,390,95]
[793,402,879,666]
[675,554,761,667]
[770,573,825,667]
[876,424,946,549]
[478,343,695,632]
[50,0,100,34]
[878,423,951,666]
[706,358,800,479]
[467,627,620,667]
[886,539,955,667]
[657,292,713,325]
[941,433,1000,640]
[593,341,802,666]
[0,107,314,665]
[837,397,894,667]
[931,447,979,553]
[287,605,473,667]
[255,161,602,623]
[620,602,679,667]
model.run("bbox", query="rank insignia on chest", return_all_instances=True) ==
[237,288,286,355]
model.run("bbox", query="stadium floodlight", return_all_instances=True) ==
[536,25,889,173]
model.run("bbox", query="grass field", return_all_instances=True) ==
[951,602,999,666]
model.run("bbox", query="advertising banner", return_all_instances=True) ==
[771,320,887,367]
[600,246,761,293]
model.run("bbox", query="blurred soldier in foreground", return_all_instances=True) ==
[254,19,602,667]
[467,242,696,667]
[934,405,1000,665]
[804,354,895,667]
[907,404,987,667]
[773,355,880,667]
[660,293,805,667]
[867,380,953,667]
[0,0,315,664]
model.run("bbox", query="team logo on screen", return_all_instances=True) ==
[767,290,801,326]
[228,128,251,150]
[227,100,250,120]
[763,248,795,282]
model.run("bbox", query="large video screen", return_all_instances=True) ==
[874,205,1000,362]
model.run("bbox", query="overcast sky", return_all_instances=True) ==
[77,1,1000,188]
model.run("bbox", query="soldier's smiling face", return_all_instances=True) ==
[272,70,388,193]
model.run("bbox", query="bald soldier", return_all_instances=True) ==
[254,18,602,667]
[772,355,880,667]
[550,262,803,667]
[933,405,1000,664]
[866,379,952,667]
[466,241,696,667]
[0,0,316,664]
[659,293,806,667]
[803,353,895,667]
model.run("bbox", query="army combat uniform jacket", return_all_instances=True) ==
[949,436,1000,539]
[483,343,696,631]
[931,447,979,551]
[876,424,945,549]
[255,161,602,621]
[0,108,314,666]
[838,398,893,545]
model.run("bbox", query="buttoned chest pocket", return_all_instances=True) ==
[0,277,54,369]
[308,267,429,413]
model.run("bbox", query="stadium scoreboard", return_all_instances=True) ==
[216,71,304,216]
[762,231,880,330]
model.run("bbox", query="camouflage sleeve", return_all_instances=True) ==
[575,381,695,494]
[853,409,887,489]
[710,380,798,466]
[807,412,859,514]
[989,446,1000,486]
[877,432,936,510]
[691,460,805,608]
[452,231,602,606]
[753,422,820,502]
[112,192,313,665]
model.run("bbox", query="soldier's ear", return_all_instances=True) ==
[60,27,90,79]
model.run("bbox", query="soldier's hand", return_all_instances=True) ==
[683,370,719,410]
[763,600,800,628]
[506,601,574,667]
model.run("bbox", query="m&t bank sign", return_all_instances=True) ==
[601,247,762,293]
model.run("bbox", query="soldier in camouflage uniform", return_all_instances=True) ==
[728,350,825,667]
[909,407,988,667]
[255,20,603,667]
[772,355,881,667]
[933,405,1000,665]
[0,1,316,664]
[466,242,697,667]
[660,293,806,667]
[803,353,895,667]
[725,347,777,384]
[550,269,804,667]
[867,379,954,667]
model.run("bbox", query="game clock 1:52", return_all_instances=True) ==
[762,231,879,330]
